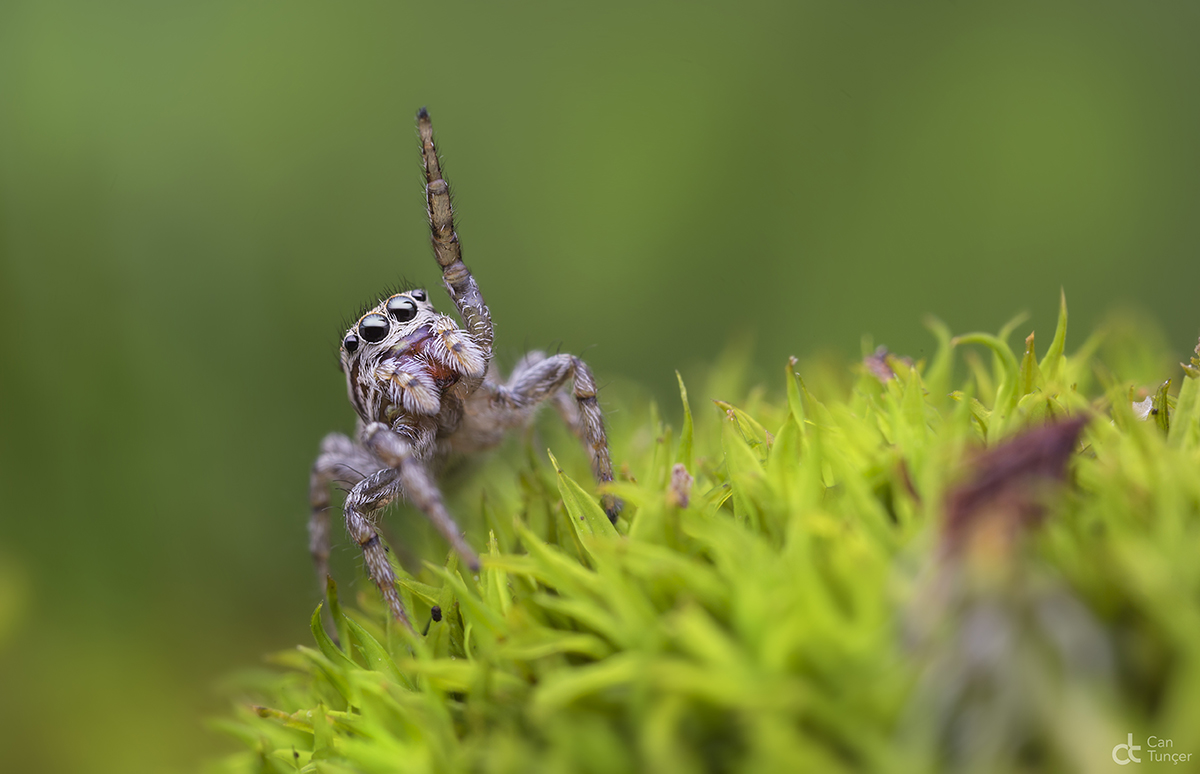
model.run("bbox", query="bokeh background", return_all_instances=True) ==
[2,1,1199,771]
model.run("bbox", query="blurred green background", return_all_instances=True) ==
[1,1,1198,771]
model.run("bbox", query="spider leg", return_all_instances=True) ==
[309,432,384,588]
[341,468,411,629]
[365,423,482,572]
[509,351,583,436]
[493,354,621,522]
[417,108,494,371]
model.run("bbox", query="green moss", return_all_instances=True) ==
[210,296,1200,774]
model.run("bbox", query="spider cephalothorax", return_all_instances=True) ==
[340,289,486,426]
[309,109,620,629]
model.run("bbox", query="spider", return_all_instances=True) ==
[308,108,620,630]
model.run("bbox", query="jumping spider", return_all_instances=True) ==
[308,108,620,630]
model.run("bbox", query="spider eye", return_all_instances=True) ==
[358,313,390,343]
[343,333,360,354]
[387,296,418,322]
[411,289,427,301]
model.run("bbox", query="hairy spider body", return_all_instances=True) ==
[309,109,619,629]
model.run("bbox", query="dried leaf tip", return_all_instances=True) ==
[864,346,895,382]
[1183,338,1200,379]
[668,463,693,508]
[942,416,1089,558]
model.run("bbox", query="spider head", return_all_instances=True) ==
[339,288,445,423]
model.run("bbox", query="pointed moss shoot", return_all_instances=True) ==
[213,298,1200,774]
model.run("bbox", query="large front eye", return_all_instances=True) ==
[342,332,360,354]
[387,296,417,322]
[358,313,390,343]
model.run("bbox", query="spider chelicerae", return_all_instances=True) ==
[308,108,620,630]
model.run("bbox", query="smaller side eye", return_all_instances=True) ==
[359,313,390,343]
[343,332,360,354]
[411,289,427,301]
[387,296,418,322]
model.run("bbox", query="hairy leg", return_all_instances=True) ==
[417,108,493,381]
[309,432,384,587]
[341,468,410,629]
[365,423,482,572]
[492,354,620,522]
[509,351,585,437]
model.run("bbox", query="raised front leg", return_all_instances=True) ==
[418,108,494,370]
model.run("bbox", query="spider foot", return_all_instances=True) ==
[602,494,623,525]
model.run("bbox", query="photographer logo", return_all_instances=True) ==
[1112,734,1140,765]
[1112,734,1192,765]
